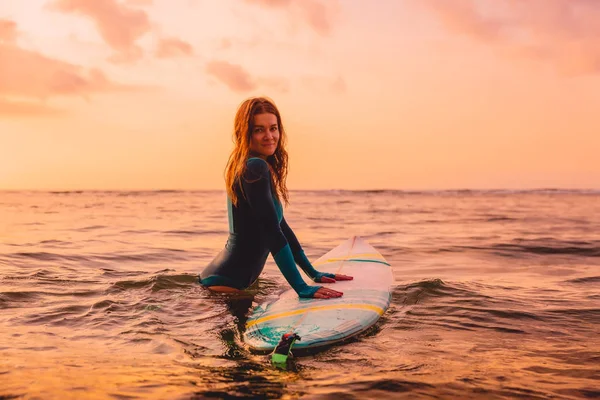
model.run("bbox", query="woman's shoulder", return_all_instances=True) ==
[244,157,270,180]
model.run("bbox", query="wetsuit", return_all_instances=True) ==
[199,157,334,298]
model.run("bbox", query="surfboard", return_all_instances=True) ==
[243,236,393,352]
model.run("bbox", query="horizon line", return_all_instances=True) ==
[1,188,599,192]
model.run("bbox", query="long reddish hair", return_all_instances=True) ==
[225,97,289,206]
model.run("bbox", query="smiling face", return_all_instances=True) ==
[249,113,279,159]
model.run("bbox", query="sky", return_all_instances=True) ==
[1,0,599,190]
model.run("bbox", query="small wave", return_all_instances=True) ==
[76,225,106,231]
[38,239,69,245]
[120,229,156,235]
[164,230,223,236]
[564,276,600,284]
[22,304,91,326]
[429,239,600,258]
[94,250,190,263]
[485,216,517,222]
[101,268,148,278]
[106,273,198,294]
[492,242,600,257]
[0,291,45,308]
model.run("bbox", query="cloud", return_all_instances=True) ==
[0,19,17,44]
[49,0,195,63]
[243,0,339,36]
[206,60,257,92]
[156,37,193,58]
[49,0,151,62]
[420,0,600,75]
[0,20,142,116]
[0,44,132,99]
[0,98,64,117]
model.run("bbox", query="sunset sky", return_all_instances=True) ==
[1,0,599,190]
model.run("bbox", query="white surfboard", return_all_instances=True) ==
[244,236,393,351]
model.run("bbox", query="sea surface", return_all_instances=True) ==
[1,189,598,399]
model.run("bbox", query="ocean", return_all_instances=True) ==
[1,189,598,399]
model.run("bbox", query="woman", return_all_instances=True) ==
[199,97,352,299]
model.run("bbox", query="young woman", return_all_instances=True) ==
[199,97,352,299]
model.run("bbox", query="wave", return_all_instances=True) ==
[106,273,198,294]
[427,239,600,258]
[564,276,600,284]
[5,250,193,263]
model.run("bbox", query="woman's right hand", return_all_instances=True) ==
[312,286,343,299]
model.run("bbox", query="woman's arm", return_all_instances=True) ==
[281,216,354,283]
[241,158,321,297]
[280,216,333,281]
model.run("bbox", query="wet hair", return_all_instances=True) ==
[225,96,289,206]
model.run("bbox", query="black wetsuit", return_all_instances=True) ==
[199,157,332,297]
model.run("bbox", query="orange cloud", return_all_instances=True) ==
[243,0,339,36]
[420,0,600,75]
[156,37,193,58]
[0,19,17,44]
[206,60,257,92]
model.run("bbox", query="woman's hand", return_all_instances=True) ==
[312,286,344,299]
[314,273,354,283]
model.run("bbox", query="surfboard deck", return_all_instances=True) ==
[243,236,393,352]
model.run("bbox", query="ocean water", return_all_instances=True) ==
[0,189,598,399]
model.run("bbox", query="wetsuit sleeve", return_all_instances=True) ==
[241,158,321,298]
[280,217,335,282]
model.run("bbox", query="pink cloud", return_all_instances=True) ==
[0,44,132,99]
[243,0,339,36]
[49,0,152,62]
[420,0,600,75]
[156,37,193,58]
[206,60,257,92]
[0,20,144,117]
[49,0,195,63]
[0,19,17,43]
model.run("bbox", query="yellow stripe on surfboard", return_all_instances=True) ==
[313,252,386,266]
[246,303,385,328]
